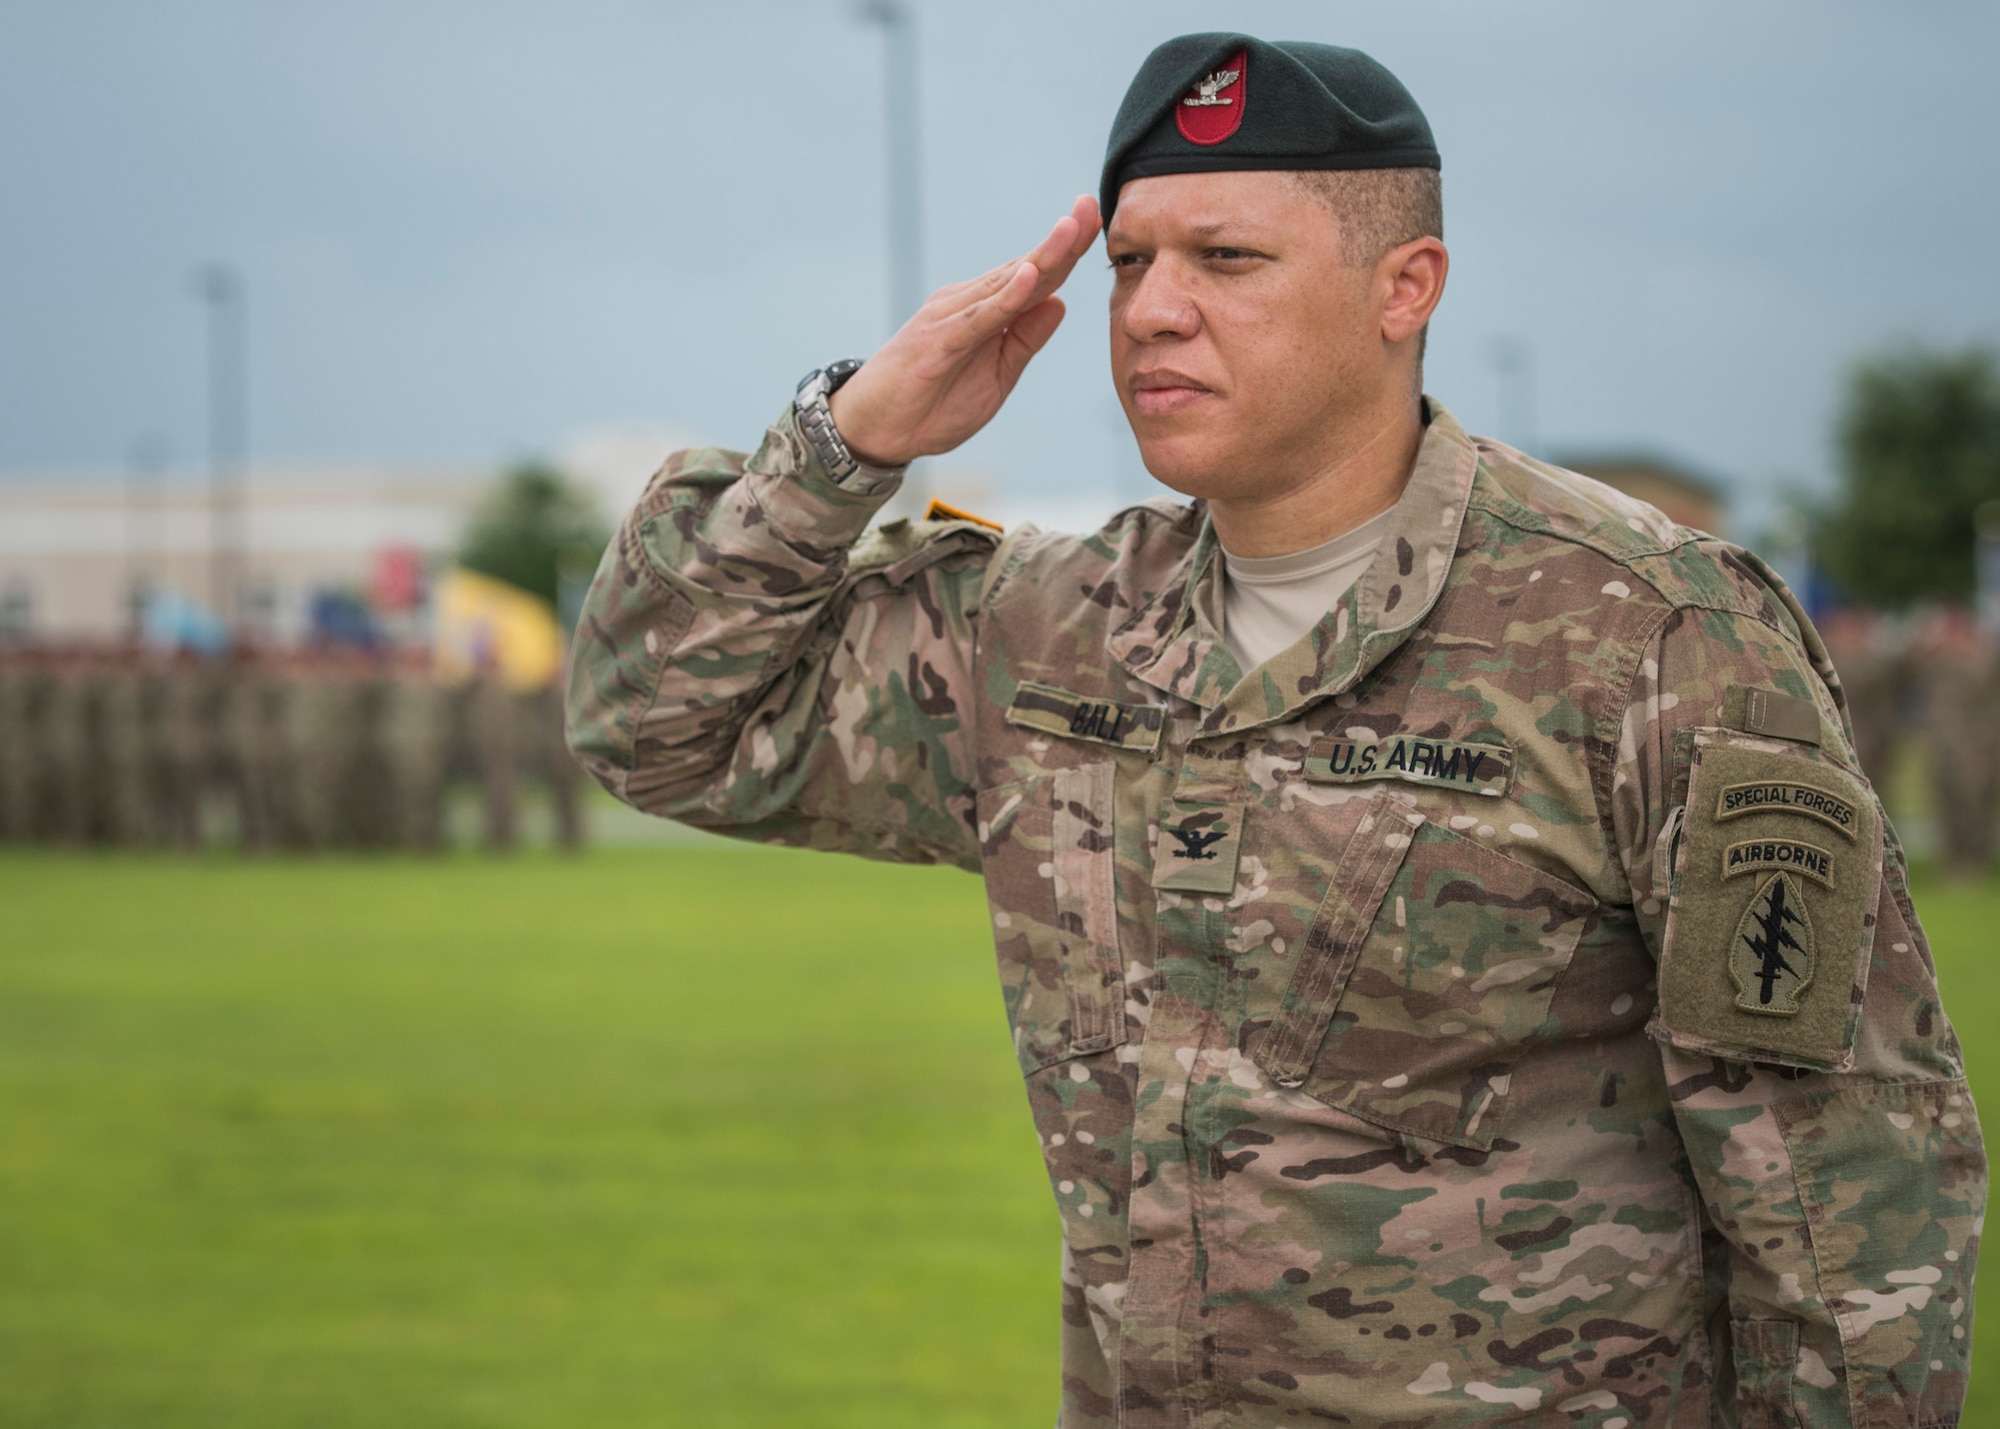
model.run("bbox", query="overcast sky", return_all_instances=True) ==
[3,0,1997,532]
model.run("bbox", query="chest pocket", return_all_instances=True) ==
[976,763,1128,1076]
[1252,790,1599,1149]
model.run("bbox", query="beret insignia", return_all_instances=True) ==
[1176,48,1246,146]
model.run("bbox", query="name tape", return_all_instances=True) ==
[1006,681,1166,754]
[1304,736,1512,797]
[1714,780,1858,839]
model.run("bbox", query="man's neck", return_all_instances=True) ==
[1207,398,1425,558]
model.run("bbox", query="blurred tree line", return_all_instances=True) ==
[458,463,611,616]
[1815,347,2000,608]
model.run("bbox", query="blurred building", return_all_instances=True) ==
[0,467,488,645]
[1555,451,1729,535]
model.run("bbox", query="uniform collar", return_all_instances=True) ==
[1107,398,1480,733]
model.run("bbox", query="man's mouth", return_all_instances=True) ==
[1129,370,1214,418]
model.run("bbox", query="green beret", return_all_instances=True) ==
[1100,33,1439,223]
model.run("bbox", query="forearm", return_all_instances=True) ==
[564,403,995,863]
[1675,848,1982,1428]
[1666,970,1981,1425]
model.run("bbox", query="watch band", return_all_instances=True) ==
[794,358,868,484]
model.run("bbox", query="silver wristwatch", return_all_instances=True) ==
[793,358,867,483]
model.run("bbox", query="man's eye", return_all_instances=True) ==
[1108,253,1147,270]
[1210,247,1258,262]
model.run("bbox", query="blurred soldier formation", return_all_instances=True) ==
[1820,605,2000,877]
[0,645,581,853]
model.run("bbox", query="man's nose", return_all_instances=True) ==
[1119,261,1201,343]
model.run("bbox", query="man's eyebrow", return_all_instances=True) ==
[1105,221,1263,247]
[1185,221,1272,243]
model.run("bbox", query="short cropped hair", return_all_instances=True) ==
[1286,167,1444,267]
[1286,167,1443,364]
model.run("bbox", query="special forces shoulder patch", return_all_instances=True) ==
[1655,733,1882,1070]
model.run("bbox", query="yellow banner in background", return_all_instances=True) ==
[433,568,563,691]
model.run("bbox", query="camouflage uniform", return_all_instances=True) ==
[569,401,1983,1427]
[1920,637,1999,879]
[345,662,397,849]
[285,662,363,850]
[97,662,155,844]
[1819,619,1904,797]
[380,665,453,851]
[155,658,214,850]
[42,660,93,844]
[528,680,584,853]
[0,656,42,841]
[223,659,286,851]
[470,673,517,852]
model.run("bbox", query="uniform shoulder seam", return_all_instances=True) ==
[1467,473,1767,620]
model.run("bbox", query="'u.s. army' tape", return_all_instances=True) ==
[1304,735,1512,797]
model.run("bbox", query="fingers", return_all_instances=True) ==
[928,196,1101,324]
[991,294,1066,397]
[1012,195,1103,307]
[944,198,1100,347]
[937,258,1042,355]
[1021,199,1099,285]
[1006,295,1067,361]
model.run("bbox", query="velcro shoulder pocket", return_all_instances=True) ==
[1653,729,1882,1071]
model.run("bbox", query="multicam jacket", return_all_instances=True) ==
[567,398,1984,1428]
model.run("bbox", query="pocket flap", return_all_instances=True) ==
[1257,791,1422,1088]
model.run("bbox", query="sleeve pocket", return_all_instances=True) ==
[1730,1319,1800,1428]
[977,764,1128,1075]
[1774,1078,1983,1428]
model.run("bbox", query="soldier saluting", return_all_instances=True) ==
[569,33,1982,1427]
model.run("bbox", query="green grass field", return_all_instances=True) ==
[2,848,1997,1426]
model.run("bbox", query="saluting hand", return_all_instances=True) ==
[829,194,1101,468]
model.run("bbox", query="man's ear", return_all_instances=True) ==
[1380,238,1448,345]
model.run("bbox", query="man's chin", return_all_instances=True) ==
[1134,435,1242,502]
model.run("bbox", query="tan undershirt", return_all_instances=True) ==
[1220,506,1398,674]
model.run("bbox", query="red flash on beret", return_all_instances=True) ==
[1175,48,1247,146]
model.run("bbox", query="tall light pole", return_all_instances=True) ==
[125,434,168,643]
[856,2,928,515]
[1490,335,1536,455]
[858,1,924,336]
[196,263,246,642]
